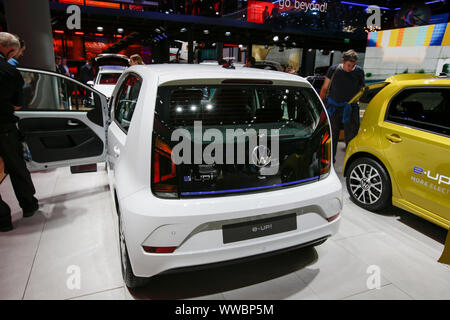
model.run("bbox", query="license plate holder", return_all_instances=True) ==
[222,213,297,244]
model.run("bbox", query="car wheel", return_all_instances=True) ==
[119,215,149,288]
[346,157,391,212]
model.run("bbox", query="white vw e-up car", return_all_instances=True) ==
[17,65,342,287]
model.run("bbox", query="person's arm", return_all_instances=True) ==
[360,68,366,90]
[12,70,25,111]
[320,65,336,102]
[319,77,331,102]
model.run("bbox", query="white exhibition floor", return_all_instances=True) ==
[1,142,449,300]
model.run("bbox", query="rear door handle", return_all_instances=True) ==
[386,134,402,143]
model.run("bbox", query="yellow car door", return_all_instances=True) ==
[379,86,450,228]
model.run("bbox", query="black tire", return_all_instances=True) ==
[346,157,391,212]
[119,215,149,288]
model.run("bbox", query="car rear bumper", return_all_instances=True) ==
[119,170,342,277]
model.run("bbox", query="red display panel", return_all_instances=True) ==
[247,1,274,24]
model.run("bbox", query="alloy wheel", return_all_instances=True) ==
[349,163,383,205]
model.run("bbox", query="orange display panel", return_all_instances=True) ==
[58,0,121,9]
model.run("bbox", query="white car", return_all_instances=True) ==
[17,65,342,288]
[88,65,126,98]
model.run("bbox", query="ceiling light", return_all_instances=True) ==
[203,29,209,35]
[180,27,187,33]
[97,26,103,32]
[225,32,231,36]
[273,36,279,42]
[117,28,124,34]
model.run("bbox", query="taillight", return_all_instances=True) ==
[327,213,340,222]
[320,129,331,179]
[143,246,177,254]
[152,138,178,198]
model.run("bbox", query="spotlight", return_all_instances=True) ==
[203,29,209,35]
[97,26,104,32]
[284,36,290,41]
[273,36,279,42]
[225,31,231,36]
[117,28,124,34]
[180,27,187,33]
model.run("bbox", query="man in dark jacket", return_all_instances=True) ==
[319,49,365,163]
[0,32,38,232]
[78,59,95,85]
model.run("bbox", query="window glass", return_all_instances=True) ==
[153,84,329,198]
[353,82,389,112]
[386,88,450,136]
[114,75,142,132]
[98,73,121,85]
[156,85,323,139]
[20,71,99,111]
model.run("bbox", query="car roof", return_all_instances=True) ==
[385,73,437,83]
[127,64,309,85]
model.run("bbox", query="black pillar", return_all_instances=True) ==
[4,0,55,71]
[188,29,194,64]
[217,43,223,62]
[160,38,169,63]
[300,49,316,76]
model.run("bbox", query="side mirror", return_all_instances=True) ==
[87,80,94,87]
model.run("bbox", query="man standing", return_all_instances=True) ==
[55,56,63,74]
[8,39,25,67]
[0,32,39,232]
[78,59,94,85]
[59,57,72,77]
[320,49,365,163]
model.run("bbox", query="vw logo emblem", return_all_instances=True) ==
[252,145,271,168]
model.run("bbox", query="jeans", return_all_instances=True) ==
[328,104,360,163]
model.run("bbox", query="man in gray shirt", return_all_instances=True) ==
[319,49,365,163]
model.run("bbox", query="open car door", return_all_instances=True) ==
[16,68,108,171]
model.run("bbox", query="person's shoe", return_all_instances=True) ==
[23,203,39,218]
[0,224,13,232]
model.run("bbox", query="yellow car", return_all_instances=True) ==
[343,74,450,230]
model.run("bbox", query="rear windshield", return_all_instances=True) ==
[155,85,323,133]
[98,73,121,85]
[152,84,330,198]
